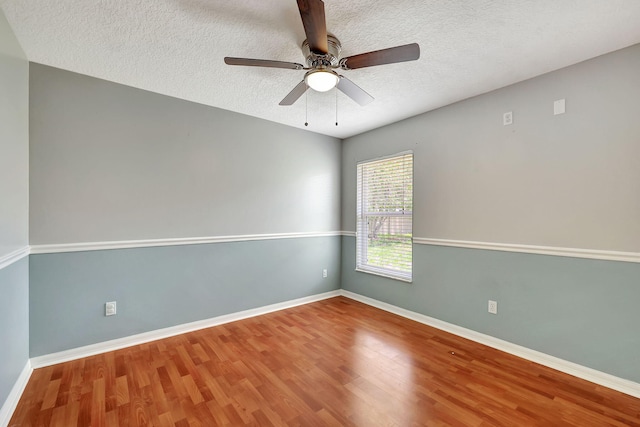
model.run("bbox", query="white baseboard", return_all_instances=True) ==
[339,290,640,399]
[30,290,341,369]
[0,360,32,427]
[18,287,640,424]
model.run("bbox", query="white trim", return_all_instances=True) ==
[413,237,640,263]
[341,233,640,263]
[354,267,412,283]
[30,290,340,368]
[0,247,29,271]
[29,232,640,263]
[0,360,32,427]
[29,231,342,254]
[339,290,640,399]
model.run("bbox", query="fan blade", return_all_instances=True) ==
[224,57,304,70]
[337,76,374,106]
[279,80,308,106]
[297,0,328,54]
[340,43,420,70]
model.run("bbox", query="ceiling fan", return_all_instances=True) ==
[224,0,420,107]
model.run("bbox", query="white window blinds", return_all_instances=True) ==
[356,152,413,282]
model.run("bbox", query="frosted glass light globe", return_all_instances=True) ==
[305,70,339,92]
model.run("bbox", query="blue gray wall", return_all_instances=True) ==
[0,260,29,406]
[30,237,340,356]
[0,8,29,412]
[341,44,640,383]
[342,239,640,382]
[28,64,342,356]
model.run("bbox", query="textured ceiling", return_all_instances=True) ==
[2,1,640,139]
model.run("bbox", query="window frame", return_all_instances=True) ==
[356,151,413,283]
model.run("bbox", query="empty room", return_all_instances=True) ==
[1,1,640,425]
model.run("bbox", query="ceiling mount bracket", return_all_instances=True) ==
[302,34,342,68]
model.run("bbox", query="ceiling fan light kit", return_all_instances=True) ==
[305,69,339,92]
[224,0,420,107]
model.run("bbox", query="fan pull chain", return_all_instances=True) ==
[335,88,338,126]
[304,91,308,126]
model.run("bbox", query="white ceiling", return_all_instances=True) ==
[2,0,640,139]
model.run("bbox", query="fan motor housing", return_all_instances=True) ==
[302,34,342,68]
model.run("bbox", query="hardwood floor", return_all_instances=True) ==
[10,296,640,426]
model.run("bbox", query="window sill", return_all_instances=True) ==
[355,267,412,283]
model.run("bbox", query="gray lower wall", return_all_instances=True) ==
[342,237,640,383]
[0,258,29,407]
[30,236,340,357]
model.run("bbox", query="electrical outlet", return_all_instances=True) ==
[488,300,498,315]
[503,111,513,126]
[322,269,328,278]
[105,301,117,316]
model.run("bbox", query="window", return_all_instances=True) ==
[356,152,413,282]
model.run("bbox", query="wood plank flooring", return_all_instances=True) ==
[10,296,640,426]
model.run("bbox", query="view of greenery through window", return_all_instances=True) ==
[366,234,412,271]
[357,153,413,281]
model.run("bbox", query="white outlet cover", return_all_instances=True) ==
[322,269,328,278]
[105,301,116,316]
[554,99,566,115]
[503,112,513,126]
[488,300,498,314]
